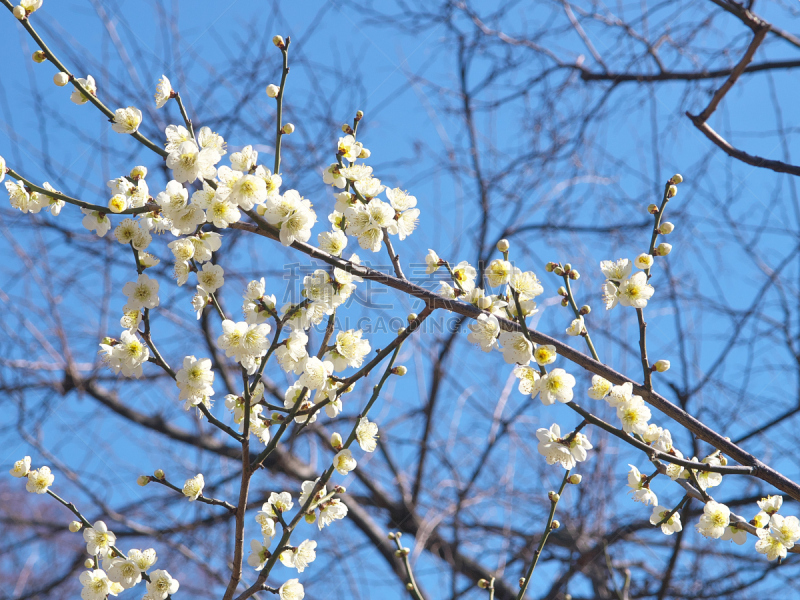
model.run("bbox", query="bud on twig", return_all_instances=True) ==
[653,359,670,373]
[548,491,560,502]
[282,123,295,134]
[407,313,418,323]
[579,305,591,315]
[392,366,407,376]
[551,519,561,530]
[655,242,672,256]
[53,72,69,87]
[69,521,83,532]
[667,185,678,198]
[137,475,150,486]
[355,110,364,121]
[477,296,492,310]
[496,239,509,252]
[647,203,659,214]
[659,221,674,234]
[568,474,582,484]
[331,432,343,450]
[557,286,567,296]
[568,270,580,280]
[32,50,46,63]
[13,5,26,20]
[154,469,165,479]
[272,35,285,47]
[671,174,683,184]
[478,579,490,589]
[84,558,94,569]
[266,84,280,98]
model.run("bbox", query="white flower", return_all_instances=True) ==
[279,578,305,600]
[166,140,220,184]
[83,521,116,557]
[298,357,334,391]
[535,368,576,405]
[356,417,378,452]
[318,229,348,256]
[175,356,214,407]
[634,253,654,270]
[498,331,532,365]
[533,344,557,366]
[70,75,96,105]
[107,557,142,589]
[122,273,159,310]
[425,249,441,274]
[513,365,540,395]
[182,473,204,501]
[10,456,31,478]
[627,465,657,506]
[617,272,655,308]
[81,208,111,237]
[0,155,4,183]
[247,539,270,570]
[451,261,477,292]
[227,174,268,209]
[769,514,800,547]
[79,569,112,600]
[756,528,788,561]
[230,145,258,171]
[262,189,317,246]
[25,465,54,493]
[322,163,346,188]
[111,107,142,134]
[694,457,723,490]
[255,512,276,540]
[757,495,783,515]
[536,424,575,469]
[154,75,172,108]
[334,449,357,475]
[128,548,157,572]
[606,382,633,408]
[318,498,348,529]
[264,492,293,517]
[325,329,371,372]
[146,569,179,599]
[467,313,500,352]
[197,263,225,294]
[600,258,632,281]
[345,198,396,252]
[217,320,271,374]
[276,330,309,374]
[650,506,682,535]
[486,259,512,287]
[616,395,651,435]
[283,385,316,425]
[601,281,619,310]
[696,501,730,539]
[587,375,611,400]
[509,269,544,299]
[566,317,585,336]
[281,539,317,573]
[720,523,748,545]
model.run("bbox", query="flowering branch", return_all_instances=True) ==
[145,475,236,513]
[390,532,425,600]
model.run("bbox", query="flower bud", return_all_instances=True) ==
[477,296,492,310]
[551,519,561,530]
[496,239,510,252]
[647,203,659,214]
[84,558,95,569]
[331,432,343,450]
[137,475,150,487]
[556,286,567,296]
[478,579,490,589]
[304,512,317,524]
[108,194,127,213]
[69,521,83,532]
[282,123,295,134]
[407,313,418,323]
[359,148,371,159]
[659,221,674,234]
[266,84,280,98]
[667,185,678,198]
[720,455,728,466]
[392,365,407,376]
[560,298,569,307]
[579,305,591,315]
[32,50,46,63]
[654,359,670,373]
[563,263,572,272]
[656,242,672,256]
[545,262,555,272]
[395,548,410,557]
[519,578,526,588]
[548,491,560,503]
[355,110,364,120]
[388,532,396,540]
[341,124,351,133]
[398,327,406,335]
[130,166,147,180]
[154,469,165,479]
[568,474,582,485]
[334,485,346,494]
[568,270,580,280]
[272,35,285,47]
[53,72,70,87]
[671,174,683,184]
[13,5,26,19]
[553,267,564,276]
[406,583,414,591]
